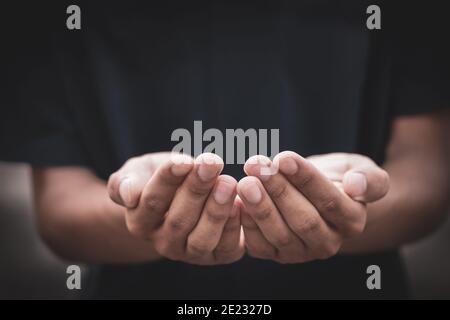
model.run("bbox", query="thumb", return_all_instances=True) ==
[108,167,154,209]
[343,165,390,203]
[117,173,150,208]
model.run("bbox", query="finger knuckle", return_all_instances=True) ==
[251,205,272,221]
[268,182,289,201]
[188,239,211,257]
[297,172,314,189]
[143,194,166,213]
[222,221,241,234]
[166,217,188,233]
[321,198,340,214]
[241,214,259,230]
[189,183,211,198]
[272,233,292,249]
[204,208,229,224]
[292,216,321,235]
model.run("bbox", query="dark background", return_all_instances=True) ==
[1,1,449,299]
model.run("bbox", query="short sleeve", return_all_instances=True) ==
[0,3,89,167]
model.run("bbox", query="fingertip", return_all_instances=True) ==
[275,151,302,175]
[171,161,194,177]
[237,176,263,204]
[196,153,224,182]
[213,175,237,205]
[119,178,136,208]
[107,172,121,202]
[237,176,258,191]
[170,154,194,177]
[244,155,274,180]
[196,152,224,166]
[244,155,271,171]
[217,174,238,186]
[343,171,368,199]
[274,151,301,162]
[170,152,194,164]
[380,169,391,196]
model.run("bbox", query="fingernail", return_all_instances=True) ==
[213,181,234,205]
[119,178,133,207]
[171,163,192,176]
[345,172,367,196]
[280,157,298,175]
[240,180,262,204]
[257,163,273,181]
[198,163,219,182]
[258,171,271,181]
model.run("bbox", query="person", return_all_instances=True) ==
[2,1,449,299]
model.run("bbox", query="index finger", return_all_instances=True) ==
[275,151,366,236]
[161,153,224,247]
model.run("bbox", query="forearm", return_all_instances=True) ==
[342,163,447,254]
[342,119,450,254]
[33,167,161,264]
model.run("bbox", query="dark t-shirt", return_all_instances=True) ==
[2,1,449,299]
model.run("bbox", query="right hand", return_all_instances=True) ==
[107,152,244,265]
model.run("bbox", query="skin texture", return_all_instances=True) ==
[238,152,377,263]
[33,110,449,264]
[109,152,245,265]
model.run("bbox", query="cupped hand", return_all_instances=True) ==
[107,152,244,265]
[237,152,389,264]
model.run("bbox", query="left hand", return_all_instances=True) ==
[237,152,390,263]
